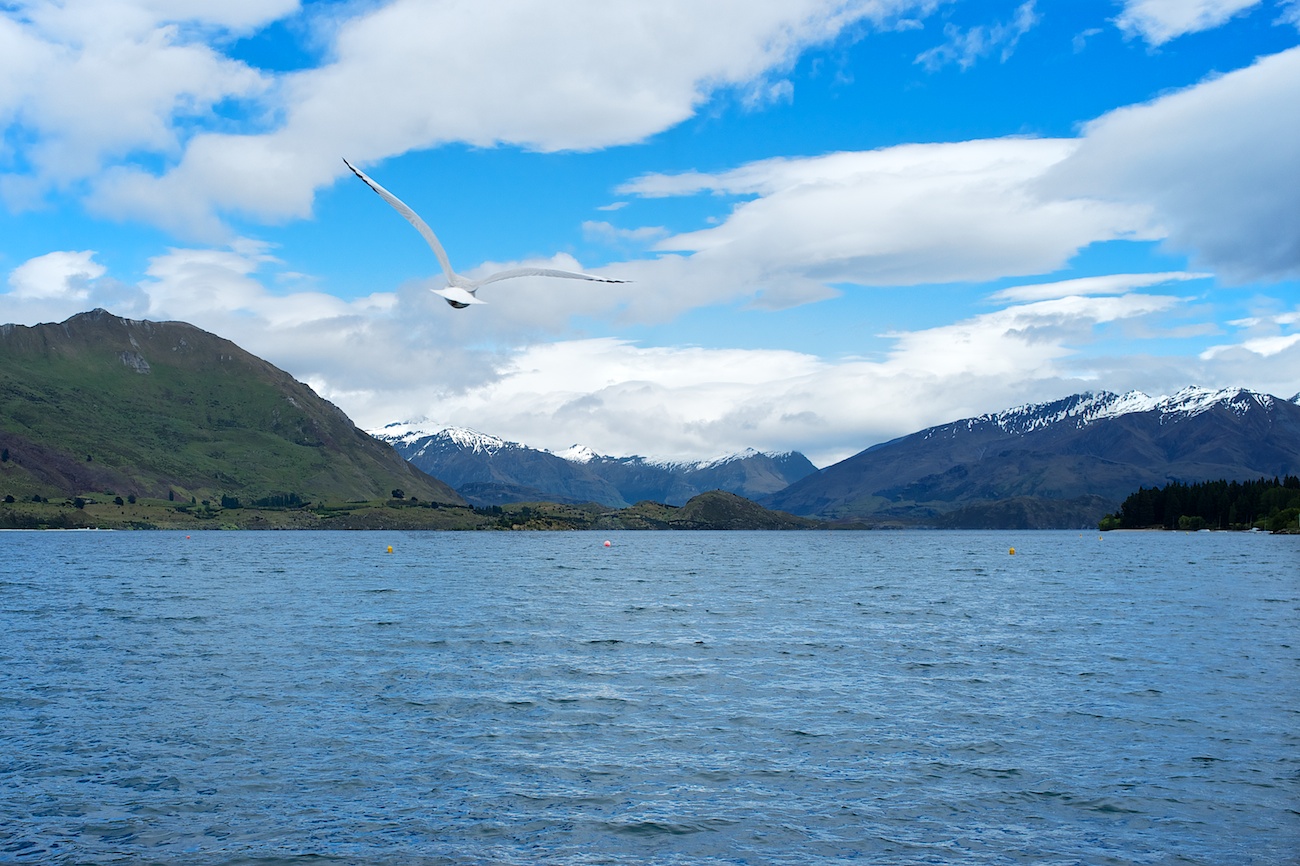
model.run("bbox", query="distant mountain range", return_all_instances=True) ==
[0,310,462,506]
[374,386,1300,528]
[761,387,1300,528]
[370,424,818,508]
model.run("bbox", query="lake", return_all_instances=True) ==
[1,530,1296,864]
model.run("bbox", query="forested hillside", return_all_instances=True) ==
[1100,476,1300,531]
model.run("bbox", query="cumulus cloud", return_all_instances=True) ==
[1042,47,1300,283]
[1115,0,1261,44]
[417,290,1205,464]
[15,0,938,236]
[618,138,1156,309]
[604,47,1298,317]
[7,250,104,299]
[0,0,290,208]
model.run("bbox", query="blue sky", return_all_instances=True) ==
[2,0,1298,465]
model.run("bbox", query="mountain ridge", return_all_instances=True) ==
[370,423,818,508]
[763,385,1300,528]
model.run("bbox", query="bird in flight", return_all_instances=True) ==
[343,158,629,308]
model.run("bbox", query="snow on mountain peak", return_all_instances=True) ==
[368,420,438,445]
[954,385,1275,438]
[1088,386,1274,422]
[549,443,797,470]
[553,444,601,463]
[643,448,799,471]
[434,427,516,455]
[369,423,520,456]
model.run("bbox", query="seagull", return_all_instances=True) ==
[343,158,628,308]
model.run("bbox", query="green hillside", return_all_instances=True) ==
[0,309,463,507]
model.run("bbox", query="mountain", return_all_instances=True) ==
[762,387,1300,529]
[0,309,463,506]
[574,447,818,507]
[374,425,627,506]
[372,423,818,507]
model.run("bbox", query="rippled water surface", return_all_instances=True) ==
[1,530,1297,864]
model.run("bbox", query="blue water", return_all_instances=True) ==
[1,530,1296,865]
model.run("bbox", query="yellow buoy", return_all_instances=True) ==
[386,545,393,554]
[1009,547,1016,555]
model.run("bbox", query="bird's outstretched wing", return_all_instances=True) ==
[342,158,456,285]
[470,267,631,287]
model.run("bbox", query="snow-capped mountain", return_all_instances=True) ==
[373,424,519,457]
[369,424,817,508]
[371,386,1297,523]
[370,424,620,507]
[553,443,600,464]
[566,447,817,506]
[939,386,1288,439]
[764,386,1300,528]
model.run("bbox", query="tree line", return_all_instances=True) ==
[1100,476,1300,531]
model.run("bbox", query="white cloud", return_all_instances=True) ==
[548,47,1300,316]
[616,138,1156,311]
[414,291,1201,464]
[989,271,1211,302]
[579,47,1300,311]
[7,249,105,299]
[63,0,938,235]
[1072,27,1104,52]
[17,0,301,38]
[741,78,796,109]
[915,0,1039,71]
[0,1,289,206]
[1115,0,1261,45]
[582,220,671,246]
[883,293,1183,378]
[1202,333,1300,357]
[1042,47,1300,282]
[1199,302,1300,358]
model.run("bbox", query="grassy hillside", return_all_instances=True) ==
[0,310,462,506]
